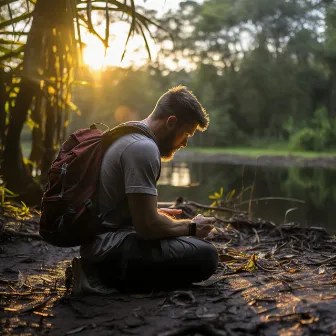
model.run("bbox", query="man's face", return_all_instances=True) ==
[159,119,198,162]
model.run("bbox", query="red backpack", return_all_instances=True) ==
[39,121,157,247]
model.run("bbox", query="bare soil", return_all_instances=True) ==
[1,213,336,336]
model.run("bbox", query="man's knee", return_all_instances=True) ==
[197,240,218,276]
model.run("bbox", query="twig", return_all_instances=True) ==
[253,228,260,243]
[187,201,245,214]
[236,197,305,207]
[308,255,336,265]
[255,261,277,272]
[3,228,43,240]
[4,295,54,314]
[248,170,257,219]
[214,217,237,224]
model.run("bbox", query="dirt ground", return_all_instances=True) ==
[1,214,336,336]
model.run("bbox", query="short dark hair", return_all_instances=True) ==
[150,85,209,131]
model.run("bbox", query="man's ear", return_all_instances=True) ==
[167,116,178,130]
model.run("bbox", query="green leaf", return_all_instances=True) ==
[0,12,33,30]
[0,38,25,45]
[0,45,24,62]
[136,21,151,60]
[227,189,236,200]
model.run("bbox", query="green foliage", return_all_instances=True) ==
[0,176,31,216]
[1,0,336,192]
[154,0,335,147]
[208,185,253,212]
[209,187,236,207]
[290,128,321,151]
[289,107,336,151]
[0,0,164,185]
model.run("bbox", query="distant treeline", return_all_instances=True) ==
[72,0,336,151]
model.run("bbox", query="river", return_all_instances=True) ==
[157,161,336,234]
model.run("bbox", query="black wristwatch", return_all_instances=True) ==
[189,221,197,236]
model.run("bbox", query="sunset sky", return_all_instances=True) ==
[82,0,189,70]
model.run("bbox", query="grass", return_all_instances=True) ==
[20,139,336,160]
[185,146,336,158]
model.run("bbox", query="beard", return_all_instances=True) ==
[158,131,179,162]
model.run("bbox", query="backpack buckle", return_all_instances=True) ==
[84,199,93,208]
[84,199,104,225]
[61,163,68,175]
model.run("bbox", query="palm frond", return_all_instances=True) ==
[121,0,136,61]
[73,0,83,66]
[86,0,93,31]
[136,21,151,60]
[0,45,24,62]
[7,3,15,32]
[78,14,106,46]
[0,12,33,30]
[0,31,29,36]
[105,0,109,55]
[0,0,22,6]
[0,38,25,45]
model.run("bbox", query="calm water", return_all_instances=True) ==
[157,162,336,234]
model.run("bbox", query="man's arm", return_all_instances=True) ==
[127,193,191,240]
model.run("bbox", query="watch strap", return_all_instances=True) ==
[189,221,197,236]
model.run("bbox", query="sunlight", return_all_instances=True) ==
[83,35,106,70]
[82,22,157,71]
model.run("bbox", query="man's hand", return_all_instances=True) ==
[192,215,216,239]
[158,208,182,218]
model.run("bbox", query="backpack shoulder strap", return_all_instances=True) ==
[101,121,158,149]
[102,121,161,180]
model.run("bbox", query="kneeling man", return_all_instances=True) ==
[74,86,218,294]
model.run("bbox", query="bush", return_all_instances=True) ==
[289,128,322,151]
[289,107,336,151]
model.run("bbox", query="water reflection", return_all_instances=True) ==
[158,162,191,187]
[157,162,336,233]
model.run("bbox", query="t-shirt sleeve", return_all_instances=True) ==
[121,139,161,196]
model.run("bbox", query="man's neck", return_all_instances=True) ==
[141,117,164,143]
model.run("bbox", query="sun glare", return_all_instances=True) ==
[82,22,156,71]
[83,35,107,70]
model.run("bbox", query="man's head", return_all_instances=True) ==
[146,86,209,161]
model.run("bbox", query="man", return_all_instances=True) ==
[73,86,218,294]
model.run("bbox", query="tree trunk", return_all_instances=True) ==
[0,68,6,152]
[3,79,38,188]
[29,92,44,173]
[2,0,47,202]
[2,0,76,204]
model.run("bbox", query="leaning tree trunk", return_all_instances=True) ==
[3,0,76,203]
[3,79,37,194]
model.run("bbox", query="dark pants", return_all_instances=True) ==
[88,232,218,292]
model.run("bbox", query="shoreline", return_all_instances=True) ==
[173,150,336,168]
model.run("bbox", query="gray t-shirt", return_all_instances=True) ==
[97,130,161,230]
